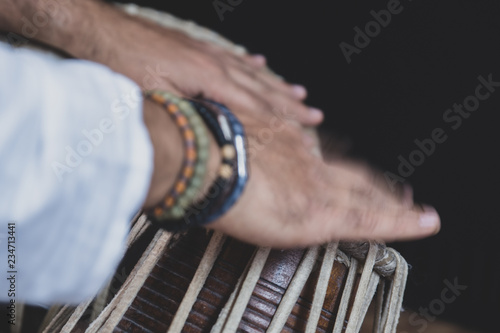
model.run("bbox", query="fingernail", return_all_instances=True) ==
[292,85,307,98]
[309,107,324,121]
[419,206,440,229]
[251,54,266,65]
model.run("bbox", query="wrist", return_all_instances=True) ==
[143,94,248,230]
[142,98,220,209]
[142,98,183,208]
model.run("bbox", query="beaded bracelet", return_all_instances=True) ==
[147,96,249,232]
[145,91,210,221]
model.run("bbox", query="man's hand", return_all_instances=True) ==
[0,0,322,127]
[1,0,440,247]
[141,97,440,248]
[209,112,440,248]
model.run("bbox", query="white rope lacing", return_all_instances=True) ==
[48,228,407,333]
[86,229,172,333]
[165,233,407,333]
[168,232,227,333]
[208,247,269,333]
[332,255,358,333]
[345,243,379,333]
[266,246,320,332]
[379,248,408,333]
[305,242,338,333]
[216,246,271,333]
[39,213,152,333]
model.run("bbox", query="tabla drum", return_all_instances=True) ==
[39,213,407,333]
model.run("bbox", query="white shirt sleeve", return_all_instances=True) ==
[0,43,153,304]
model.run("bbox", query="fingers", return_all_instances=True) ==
[172,38,323,125]
[216,66,322,126]
[335,204,440,241]
[207,133,440,249]
[240,53,308,100]
[265,90,323,126]
[244,54,267,68]
[292,161,440,246]
[223,52,323,125]
[296,203,441,247]
[367,165,414,207]
[254,68,308,101]
[247,73,322,124]
[324,161,407,211]
[213,202,440,249]
[291,84,308,99]
[126,15,321,125]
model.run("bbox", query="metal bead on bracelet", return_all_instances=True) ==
[145,91,249,231]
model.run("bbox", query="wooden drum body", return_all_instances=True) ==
[112,229,348,332]
[42,214,407,333]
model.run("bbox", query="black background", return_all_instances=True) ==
[125,0,500,331]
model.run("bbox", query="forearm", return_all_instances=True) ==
[1,0,219,208]
[1,0,119,61]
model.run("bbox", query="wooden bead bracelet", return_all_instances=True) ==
[145,91,210,221]
[144,91,248,231]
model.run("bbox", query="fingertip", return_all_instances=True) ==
[291,84,308,99]
[418,205,441,234]
[249,54,267,67]
[307,107,324,124]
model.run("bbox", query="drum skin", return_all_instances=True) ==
[100,228,350,333]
